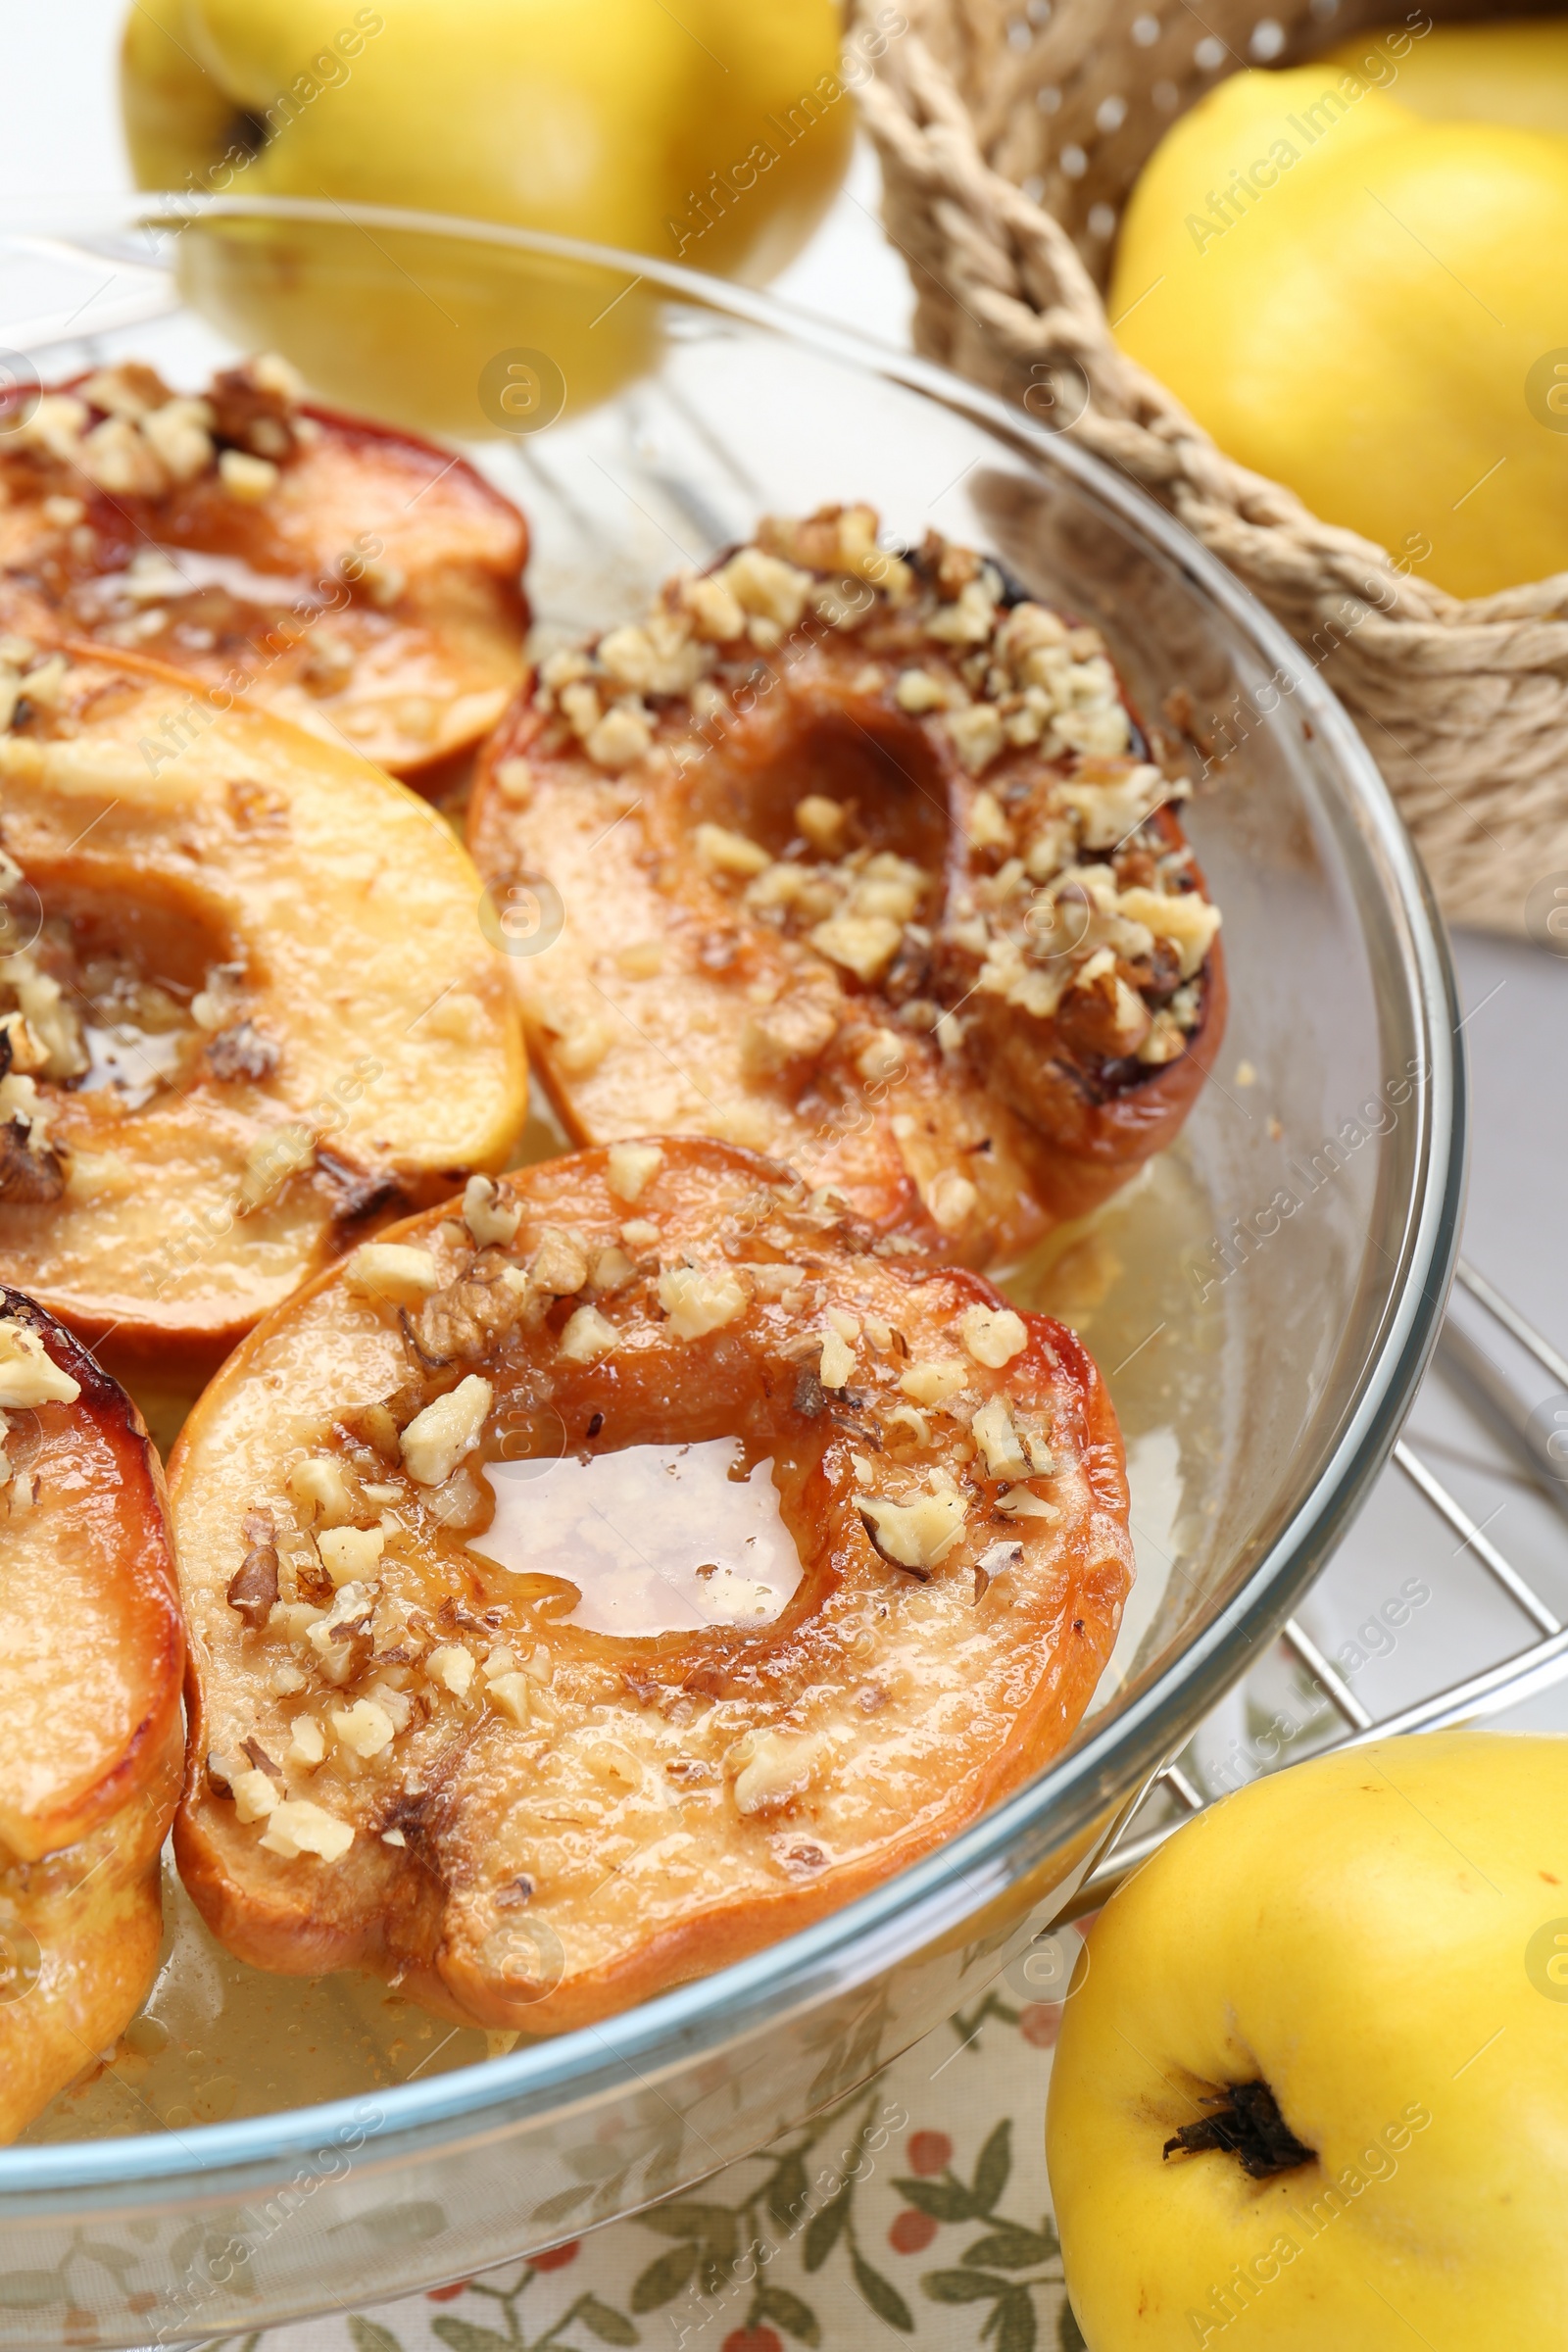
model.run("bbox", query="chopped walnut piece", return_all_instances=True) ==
[415,1266,531,1363]
[0,1016,42,1081]
[427,1643,474,1697]
[680,572,747,644]
[1057,964,1152,1061]
[795,795,848,855]
[260,1798,354,1861]
[317,1526,385,1587]
[285,1716,326,1770]
[695,822,770,879]
[718,547,813,634]
[331,1697,396,1759]
[286,1455,359,1528]
[741,1261,806,1299]
[859,1488,968,1575]
[348,1402,402,1463]
[899,1359,967,1406]
[995,1486,1061,1521]
[226,1544,280,1628]
[344,1243,442,1309]
[230,1768,279,1825]
[209,359,300,460]
[808,912,903,985]
[959,1304,1029,1368]
[658,1263,749,1340]
[967,789,1014,855]
[81,362,172,419]
[401,1374,493,1486]
[141,398,216,484]
[586,703,653,770]
[79,416,170,498]
[0,1111,63,1205]
[599,611,708,697]
[1115,886,1222,980]
[926,577,998,647]
[486,1670,534,1728]
[559,1303,618,1364]
[971,1395,1029,1480]
[924,1172,978,1234]
[590,1245,635,1292]
[606,1142,662,1203]
[308,1605,374,1688]
[219,449,280,504]
[463,1173,521,1248]
[529,1224,589,1298]
[0,1318,78,1406]
[945,705,1005,776]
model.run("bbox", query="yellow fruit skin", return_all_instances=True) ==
[1047,1733,1568,2349]
[120,0,853,432]
[1326,17,1568,139]
[1111,66,1568,597]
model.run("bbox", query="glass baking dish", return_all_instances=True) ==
[0,197,1462,2344]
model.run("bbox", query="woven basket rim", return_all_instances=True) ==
[846,1,1568,935]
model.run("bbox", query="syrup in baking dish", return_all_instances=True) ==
[23,1864,495,2144]
[27,1144,1220,2139]
[478,1441,803,1636]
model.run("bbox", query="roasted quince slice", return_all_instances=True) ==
[468,509,1226,1268]
[0,355,527,781]
[170,1137,1133,2034]
[0,1291,182,2139]
[0,648,526,1366]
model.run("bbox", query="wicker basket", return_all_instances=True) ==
[852,0,1568,935]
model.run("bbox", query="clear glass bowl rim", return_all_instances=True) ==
[0,193,1466,2195]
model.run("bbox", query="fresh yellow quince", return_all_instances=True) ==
[1109,62,1568,597]
[122,0,858,433]
[1047,1732,1568,2347]
[1325,16,1568,139]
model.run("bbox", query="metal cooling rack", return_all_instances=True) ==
[1064,1257,1568,1917]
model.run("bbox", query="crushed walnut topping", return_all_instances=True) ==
[259,1797,354,1862]
[524,510,1219,1106]
[858,1482,969,1578]
[530,506,917,771]
[207,1154,1099,1907]
[0,1317,78,1407]
[0,891,258,1151]
[0,355,305,509]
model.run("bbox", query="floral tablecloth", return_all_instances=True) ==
[244,1986,1082,2352]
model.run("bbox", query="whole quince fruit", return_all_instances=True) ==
[122,0,855,433]
[1047,1732,1568,2347]
[1325,16,1568,139]
[1109,64,1568,597]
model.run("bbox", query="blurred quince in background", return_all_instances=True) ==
[1109,24,1568,599]
[122,0,855,434]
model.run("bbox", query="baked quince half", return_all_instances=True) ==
[467,508,1226,1268]
[171,1138,1134,2034]
[0,646,525,1366]
[0,355,527,781]
[0,1291,183,2140]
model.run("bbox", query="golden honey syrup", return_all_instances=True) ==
[479,1441,802,1637]
[24,1862,495,2142]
